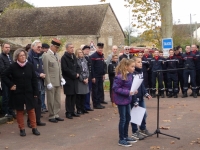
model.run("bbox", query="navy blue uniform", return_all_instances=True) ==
[193,51,200,94]
[144,54,153,94]
[108,61,118,103]
[142,55,150,91]
[162,57,168,95]
[165,56,179,96]
[150,56,165,96]
[90,52,105,108]
[182,52,197,93]
[174,52,184,94]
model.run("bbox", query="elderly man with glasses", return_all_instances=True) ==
[119,46,133,61]
[27,40,46,127]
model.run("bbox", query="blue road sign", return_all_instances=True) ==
[162,38,173,49]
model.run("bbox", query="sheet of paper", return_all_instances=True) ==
[130,75,143,93]
[130,106,146,125]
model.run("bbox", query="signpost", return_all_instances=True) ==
[162,38,173,57]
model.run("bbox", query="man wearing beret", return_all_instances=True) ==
[41,43,50,53]
[90,43,106,109]
[82,45,94,111]
[42,38,65,123]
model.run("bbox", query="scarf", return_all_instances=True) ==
[154,56,159,60]
[17,59,28,67]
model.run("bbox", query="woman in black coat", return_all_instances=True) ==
[1,48,40,137]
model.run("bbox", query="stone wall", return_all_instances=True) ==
[98,6,125,58]
[1,35,98,56]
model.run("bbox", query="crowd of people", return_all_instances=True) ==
[0,38,199,145]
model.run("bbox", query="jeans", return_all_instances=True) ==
[1,81,13,115]
[131,100,147,133]
[40,92,46,109]
[85,80,92,110]
[118,104,131,140]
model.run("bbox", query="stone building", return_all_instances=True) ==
[0,3,125,57]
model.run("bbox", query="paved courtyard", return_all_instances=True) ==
[1,91,200,150]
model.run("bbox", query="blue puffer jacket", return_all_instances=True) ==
[132,68,149,104]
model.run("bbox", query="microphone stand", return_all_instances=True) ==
[142,67,187,140]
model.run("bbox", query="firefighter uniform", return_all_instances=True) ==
[141,55,150,91]
[150,56,165,98]
[174,51,184,94]
[165,56,179,98]
[182,52,197,98]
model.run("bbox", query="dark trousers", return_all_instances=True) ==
[163,72,168,93]
[92,77,104,106]
[167,73,178,94]
[196,70,200,92]
[40,90,46,109]
[100,82,105,103]
[131,100,146,133]
[1,81,14,115]
[151,72,164,93]
[109,76,114,102]
[85,80,92,110]
[183,70,196,92]
[177,69,184,94]
[65,95,76,114]
[28,92,41,123]
[143,71,149,90]
[118,104,131,140]
[76,94,86,112]
[148,70,152,93]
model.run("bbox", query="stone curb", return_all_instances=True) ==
[0,117,8,125]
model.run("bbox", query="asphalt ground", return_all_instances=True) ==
[0,91,200,150]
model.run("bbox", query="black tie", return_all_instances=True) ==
[54,53,58,61]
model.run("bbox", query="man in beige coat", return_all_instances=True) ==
[42,38,66,123]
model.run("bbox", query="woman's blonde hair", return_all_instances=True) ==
[115,58,135,80]
[75,48,83,58]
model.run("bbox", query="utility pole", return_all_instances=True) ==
[190,13,193,45]
[128,6,131,46]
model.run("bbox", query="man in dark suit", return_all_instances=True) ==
[0,43,16,118]
[61,43,81,119]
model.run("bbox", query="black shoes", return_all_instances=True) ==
[66,113,73,119]
[32,128,40,136]
[152,93,156,98]
[37,121,46,126]
[20,129,26,136]
[82,110,89,114]
[101,101,108,104]
[167,94,173,98]
[55,117,64,121]
[182,92,188,98]
[77,111,84,115]
[86,108,94,111]
[72,113,80,117]
[161,94,165,98]
[193,92,197,98]
[49,118,58,123]
[94,105,105,109]
[174,94,178,98]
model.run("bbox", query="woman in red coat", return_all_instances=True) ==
[2,48,40,137]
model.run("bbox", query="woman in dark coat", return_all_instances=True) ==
[1,48,40,137]
[75,49,89,114]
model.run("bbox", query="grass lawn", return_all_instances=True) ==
[104,80,110,91]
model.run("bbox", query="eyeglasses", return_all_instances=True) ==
[53,45,60,48]
[37,46,42,49]
[125,49,130,50]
